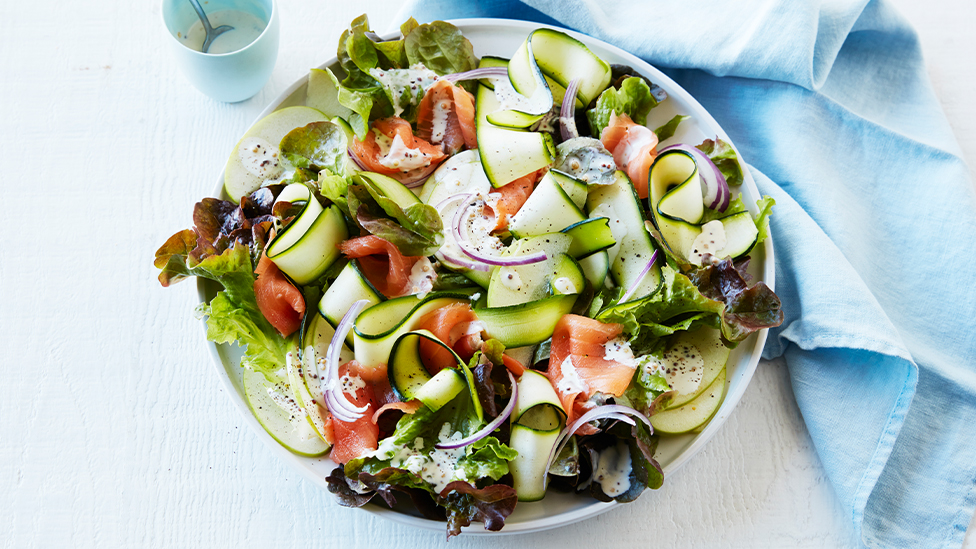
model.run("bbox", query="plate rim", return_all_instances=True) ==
[197,16,775,536]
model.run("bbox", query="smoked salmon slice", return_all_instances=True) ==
[485,170,539,232]
[415,303,483,374]
[253,253,305,337]
[599,112,659,199]
[544,315,639,429]
[339,235,422,298]
[348,117,447,184]
[416,80,478,155]
[329,360,380,464]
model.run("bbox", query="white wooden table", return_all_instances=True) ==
[1,1,972,547]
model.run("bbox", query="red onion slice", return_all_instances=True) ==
[434,194,492,272]
[619,250,660,303]
[435,370,518,449]
[443,67,509,83]
[545,404,653,477]
[320,299,371,421]
[451,195,548,267]
[559,77,582,142]
[659,144,730,212]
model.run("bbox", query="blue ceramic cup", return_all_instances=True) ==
[161,0,279,102]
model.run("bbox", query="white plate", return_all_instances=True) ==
[198,17,774,536]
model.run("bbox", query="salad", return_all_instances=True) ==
[154,15,783,537]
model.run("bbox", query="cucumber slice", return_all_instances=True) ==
[356,171,421,210]
[648,150,704,262]
[476,83,555,188]
[413,368,467,412]
[578,250,610,289]
[586,171,662,302]
[477,56,509,90]
[526,29,612,107]
[508,171,586,238]
[319,261,384,345]
[487,37,552,129]
[243,367,330,457]
[477,294,577,348]
[285,352,329,443]
[651,366,726,434]
[549,170,588,210]
[266,202,347,285]
[486,233,573,307]
[353,291,474,369]
[509,425,562,502]
[301,312,354,366]
[561,217,616,259]
[509,370,566,502]
[711,210,760,260]
[223,106,328,203]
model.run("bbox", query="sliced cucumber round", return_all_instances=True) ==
[319,261,384,346]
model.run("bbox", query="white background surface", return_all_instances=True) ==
[0,0,972,547]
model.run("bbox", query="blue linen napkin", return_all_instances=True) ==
[392,1,976,546]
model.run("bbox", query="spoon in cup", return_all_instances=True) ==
[187,0,234,53]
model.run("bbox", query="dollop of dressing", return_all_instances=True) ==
[556,356,588,396]
[372,423,466,492]
[553,137,616,186]
[552,276,577,295]
[238,137,284,179]
[498,267,524,291]
[688,220,728,266]
[368,64,440,118]
[603,337,638,368]
[407,257,437,299]
[339,374,365,396]
[493,76,551,114]
[593,440,632,497]
[377,134,436,172]
[429,98,451,144]
[661,342,705,395]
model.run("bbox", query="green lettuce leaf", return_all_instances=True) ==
[455,437,517,482]
[653,114,690,141]
[404,21,478,76]
[754,196,775,246]
[279,121,347,175]
[348,177,444,256]
[696,138,744,187]
[337,14,375,76]
[325,68,390,139]
[317,170,351,217]
[586,76,659,138]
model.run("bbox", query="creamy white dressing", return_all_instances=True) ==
[407,257,436,299]
[238,137,284,179]
[373,423,466,492]
[552,276,577,295]
[688,220,728,266]
[429,97,452,144]
[661,342,705,395]
[498,267,524,291]
[591,202,628,263]
[493,75,551,113]
[603,337,638,368]
[338,374,365,396]
[593,440,632,497]
[377,134,434,172]
[181,9,268,54]
[266,383,318,443]
[368,65,440,118]
[556,356,588,396]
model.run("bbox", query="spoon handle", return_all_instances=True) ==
[187,0,215,34]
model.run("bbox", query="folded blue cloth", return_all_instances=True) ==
[393,1,976,546]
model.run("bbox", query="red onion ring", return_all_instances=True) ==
[619,250,659,303]
[435,370,518,449]
[559,77,581,142]
[320,299,370,421]
[443,67,509,83]
[451,195,548,267]
[545,404,652,478]
[659,144,730,211]
[434,194,492,272]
